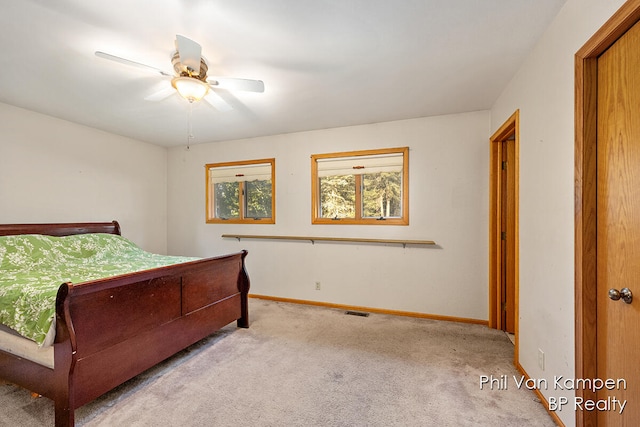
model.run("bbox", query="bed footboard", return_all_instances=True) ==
[51,250,249,427]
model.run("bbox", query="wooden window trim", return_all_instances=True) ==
[311,147,409,225]
[205,158,275,224]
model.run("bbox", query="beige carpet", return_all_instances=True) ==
[0,299,555,426]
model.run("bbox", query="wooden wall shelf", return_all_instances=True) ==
[221,234,436,248]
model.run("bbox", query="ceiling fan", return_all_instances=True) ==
[95,35,264,111]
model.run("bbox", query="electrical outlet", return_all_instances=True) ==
[315,281,321,290]
[538,349,545,371]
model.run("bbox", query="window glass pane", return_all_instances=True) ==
[214,182,239,219]
[319,175,356,218]
[362,172,402,218]
[245,180,273,218]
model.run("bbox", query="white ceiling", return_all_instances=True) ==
[0,0,566,147]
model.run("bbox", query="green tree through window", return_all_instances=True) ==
[214,181,240,219]
[363,172,402,218]
[319,175,356,218]
[245,180,273,219]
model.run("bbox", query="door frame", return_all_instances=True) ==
[575,1,640,426]
[489,110,520,361]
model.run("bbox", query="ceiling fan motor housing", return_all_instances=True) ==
[171,52,208,81]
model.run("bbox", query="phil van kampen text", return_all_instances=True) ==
[479,375,628,414]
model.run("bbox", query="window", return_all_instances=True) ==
[311,147,408,225]
[206,158,275,224]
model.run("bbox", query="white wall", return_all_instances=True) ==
[168,110,490,320]
[490,1,625,426]
[0,102,168,253]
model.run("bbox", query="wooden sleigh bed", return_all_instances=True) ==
[0,221,250,426]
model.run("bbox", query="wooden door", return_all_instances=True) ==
[596,18,640,426]
[489,111,519,342]
[501,139,516,334]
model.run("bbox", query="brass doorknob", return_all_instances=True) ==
[609,288,633,304]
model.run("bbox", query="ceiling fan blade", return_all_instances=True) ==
[204,90,233,112]
[144,86,175,102]
[95,51,171,77]
[175,35,202,75]
[209,77,265,93]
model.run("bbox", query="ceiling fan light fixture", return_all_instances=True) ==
[171,76,209,102]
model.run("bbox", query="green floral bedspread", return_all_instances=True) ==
[0,233,198,346]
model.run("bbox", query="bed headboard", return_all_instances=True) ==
[0,221,121,237]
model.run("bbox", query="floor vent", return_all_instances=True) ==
[345,310,370,317]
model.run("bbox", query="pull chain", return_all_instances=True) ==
[186,100,195,150]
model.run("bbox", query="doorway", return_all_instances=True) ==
[575,1,640,426]
[489,111,519,358]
